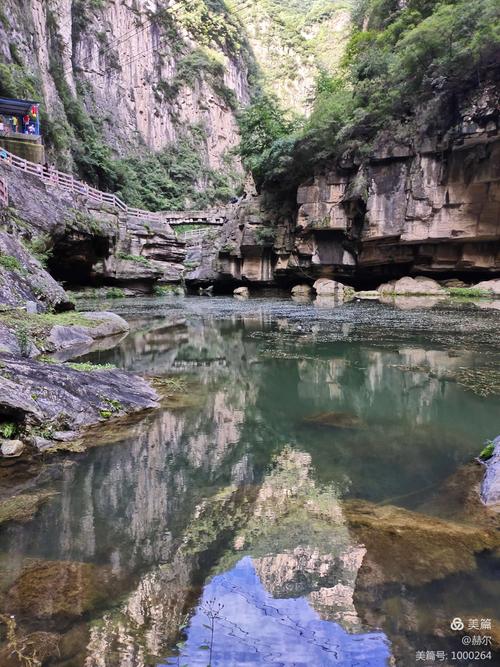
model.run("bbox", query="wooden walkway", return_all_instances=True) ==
[0,148,227,225]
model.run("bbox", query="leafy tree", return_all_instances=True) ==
[237,94,301,174]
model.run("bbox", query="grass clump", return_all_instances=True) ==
[22,235,53,267]
[66,361,116,372]
[153,284,184,296]
[99,397,123,419]
[117,253,151,266]
[446,287,491,299]
[106,287,126,299]
[479,440,496,461]
[0,254,23,272]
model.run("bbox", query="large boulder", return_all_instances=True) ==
[481,435,500,509]
[378,276,446,295]
[313,278,345,295]
[474,279,500,295]
[48,311,129,351]
[0,232,71,311]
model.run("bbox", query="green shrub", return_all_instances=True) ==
[479,440,495,460]
[0,422,17,439]
[250,0,500,190]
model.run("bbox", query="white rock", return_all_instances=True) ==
[234,286,249,297]
[474,279,500,295]
[291,284,313,295]
[313,278,345,296]
[1,439,25,457]
[378,276,446,295]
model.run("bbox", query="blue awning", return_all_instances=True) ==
[0,97,39,116]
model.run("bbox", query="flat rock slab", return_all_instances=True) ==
[48,311,129,350]
[481,435,500,509]
[0,356,159,440]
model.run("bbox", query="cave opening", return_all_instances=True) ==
[47,233,110,287]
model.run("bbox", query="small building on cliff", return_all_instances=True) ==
[0,96,44,163]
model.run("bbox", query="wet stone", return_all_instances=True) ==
[3,560,117,626]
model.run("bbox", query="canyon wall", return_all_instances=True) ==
[215,82,500,288]
[0,0,251,197]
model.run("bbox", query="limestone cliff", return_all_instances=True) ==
[0,0,252,205]
[215,81,500,287]
[0,160,186,291]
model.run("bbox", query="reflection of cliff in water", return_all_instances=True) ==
[0,300,499,666]
[84,449,391,666]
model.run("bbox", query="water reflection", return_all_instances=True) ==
[0,297,499,666]
[167,556,390,667]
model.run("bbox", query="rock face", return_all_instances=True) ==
[481,435,500,509]
[0,164,187,289]
[0,0,250,181]
[213,83,500,289]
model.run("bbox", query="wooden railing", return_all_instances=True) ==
[0,176,7,208]
[0,148,228,225]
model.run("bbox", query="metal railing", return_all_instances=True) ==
[0,176,7,208]
[0,148,227,224]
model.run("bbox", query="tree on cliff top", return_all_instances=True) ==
[248,0,500,190]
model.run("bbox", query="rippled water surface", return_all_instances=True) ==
[1,295,499,666]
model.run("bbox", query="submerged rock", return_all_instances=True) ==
[378,276,446,295]
[0,490,58,525]
[0,628,60,667]
[4,560,115,624]
[481,435,500,509]
[303,411,366,430]
[344,500,497,586]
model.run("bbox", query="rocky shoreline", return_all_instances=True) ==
[0,307,159,461]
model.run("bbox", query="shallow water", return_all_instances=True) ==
[0,296,499,666]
